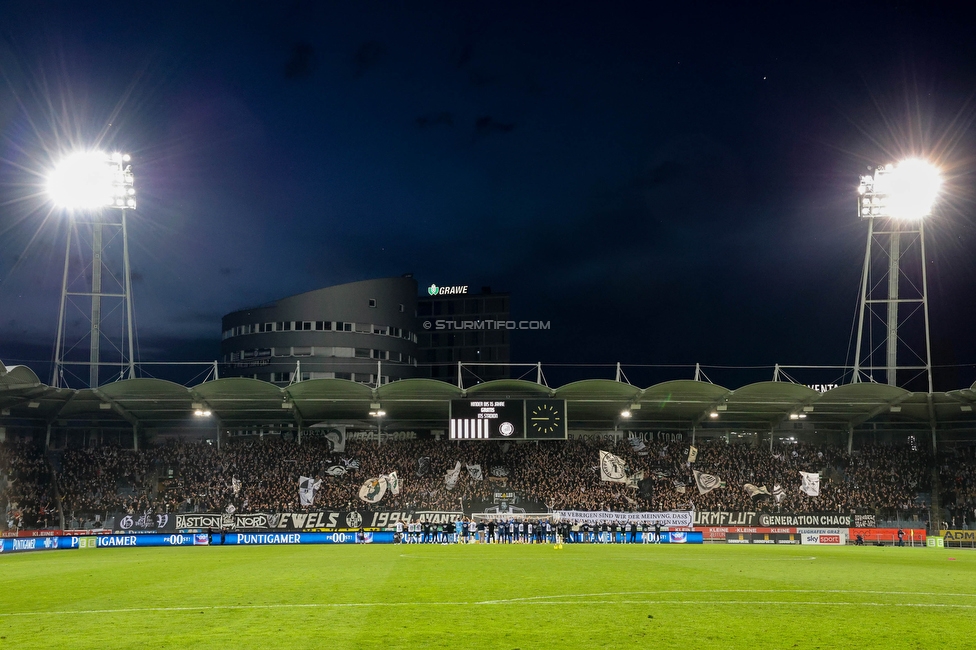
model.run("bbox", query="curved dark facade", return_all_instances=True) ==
[220,277,419,385]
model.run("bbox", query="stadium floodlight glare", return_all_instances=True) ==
[858,158,941,221]
[369,410,386,417]
[47,151,136,211]
[194,409,212,417]
[620,410,632,418]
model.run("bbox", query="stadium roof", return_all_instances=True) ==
[2,359,975,433]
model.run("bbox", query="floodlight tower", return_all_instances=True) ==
[852,159,941,392]
[48,151,138,388]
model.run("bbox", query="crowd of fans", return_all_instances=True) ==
[0,441,56,529]
[37,436,935,524]
[939,447,976,528]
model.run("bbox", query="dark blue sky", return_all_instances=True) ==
[1,1,975,389]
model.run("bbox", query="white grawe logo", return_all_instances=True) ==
[498,422,516,437]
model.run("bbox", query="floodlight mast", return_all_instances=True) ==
[852,160,940,393]
[49,152,138,389]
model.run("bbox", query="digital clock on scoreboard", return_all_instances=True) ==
[449,399,567,440]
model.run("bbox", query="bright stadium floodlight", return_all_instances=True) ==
[49,150,139,390]
[858,158,941,221]
[47,151,137,211]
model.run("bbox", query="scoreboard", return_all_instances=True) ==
[449,399,567,440]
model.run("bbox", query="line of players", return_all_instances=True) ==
[393,518,667,544]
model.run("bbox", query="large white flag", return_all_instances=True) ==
[298,476,322,506]
[799,471,821,497]
[693,470,722,495]
[359,477,388,503]
[445,461,462,490]
[599,450,628,483]
[687,446,698,463]
[466,464,483,481]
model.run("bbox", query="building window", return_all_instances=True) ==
[335,372,352,381]
[368,299,376,308]
[355,348,371,358]
[373,325,388,335]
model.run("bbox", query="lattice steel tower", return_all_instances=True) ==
[852,160,941,392]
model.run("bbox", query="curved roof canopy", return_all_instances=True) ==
[1,359,974,432]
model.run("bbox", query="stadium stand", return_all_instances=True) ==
[21,438,934,527]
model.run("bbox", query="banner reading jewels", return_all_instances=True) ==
[175,510,463,531]
[554,511,693,527]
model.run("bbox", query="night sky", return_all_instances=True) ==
[1,1,975,389]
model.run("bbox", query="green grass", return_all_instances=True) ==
[1,543,974,649]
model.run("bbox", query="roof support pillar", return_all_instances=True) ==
[46,422,52,450]
[847,425,853,454]
[927,394,938,454]
[133,423,139,452]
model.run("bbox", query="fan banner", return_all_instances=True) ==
[466,464,484,481]
[445,461,462,490]
[553,510,694,527]
[687,446,698,463]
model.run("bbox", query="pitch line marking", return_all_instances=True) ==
[3,590,976,618]
[474,588,976,604]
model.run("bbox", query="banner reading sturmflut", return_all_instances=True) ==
[554,511,693,527]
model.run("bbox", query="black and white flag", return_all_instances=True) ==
[693,470,722,495]
[417,457,431,477]
[298,476,322,506]
[599,450,628,483]
[341,457,360,470]
[799,471,821,497]
[324,465,347,476]
[466,464,483,481]
[687,446,698,463]
[445,461,462,490]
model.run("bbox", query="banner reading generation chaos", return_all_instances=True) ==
[554,511,694,527]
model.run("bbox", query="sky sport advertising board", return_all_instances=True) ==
[449,399,567,440]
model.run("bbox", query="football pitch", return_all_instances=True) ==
[1,543,973,648]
